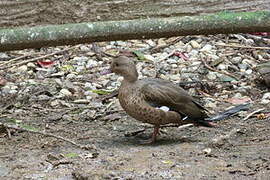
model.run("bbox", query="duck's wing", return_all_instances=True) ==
[141,78,207,119]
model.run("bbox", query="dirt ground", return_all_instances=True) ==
[0,96,269,179]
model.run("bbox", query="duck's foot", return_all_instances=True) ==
[138,125,160,145]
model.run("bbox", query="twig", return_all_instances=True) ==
[216,43,270,50]
[243,108,265,121]
[0,122,83,149]
[1,46,77,70]
[0,54,29,66]
[150,37,183,53]
[200,56,239,80]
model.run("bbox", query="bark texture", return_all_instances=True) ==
[1,11,270,51]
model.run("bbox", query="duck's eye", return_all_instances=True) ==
[114,63,119,67]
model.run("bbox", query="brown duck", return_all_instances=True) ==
[110,56,238,143]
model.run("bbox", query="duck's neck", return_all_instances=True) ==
[123,69,138,83]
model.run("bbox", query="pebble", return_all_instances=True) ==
[27,62,36,68]
[17,65,28,72]
[245,69,252,75]
[0,53,9,59]
[262,92,270,99]
[86,59,99,68]
[207,72,217,80]
[200,44,212,52]
[59,89,72,97]
[190,40,201,49]
[80,45,91,52]
[217,64,227,70]
[238,63,248,71]
[50,100,60,107]
[231,57,242,64]
[84,82,96,90]
[167,58,177,64]
[66,73,77,79]
[260,99,270,105]
[170,74,180,81]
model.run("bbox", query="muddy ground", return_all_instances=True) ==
[0,89,270,180]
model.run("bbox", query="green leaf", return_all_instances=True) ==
[91,89,113,95]
[19,124,39,132]
[63,152,78,158]
[133,50,145,61]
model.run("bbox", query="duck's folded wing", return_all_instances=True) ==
[141,79,207,118]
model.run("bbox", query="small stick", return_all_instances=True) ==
[216,43,270,50]
[0,54,29,66]
[1,46,77,70]
[200,56,239,80]
[0,123,83,149]
[243,108,265,121]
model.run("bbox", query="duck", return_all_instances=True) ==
[110,56,215,144]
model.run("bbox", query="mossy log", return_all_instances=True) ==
[0,11,270,51]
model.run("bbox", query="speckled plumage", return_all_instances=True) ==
[110,56,213,143]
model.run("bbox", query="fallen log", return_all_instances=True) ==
[0,11,270,51]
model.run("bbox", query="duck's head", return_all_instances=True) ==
[110,56,138,82]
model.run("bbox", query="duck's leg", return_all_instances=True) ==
[139,125,160,144]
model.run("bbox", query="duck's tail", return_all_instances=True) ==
[194,103,250,127]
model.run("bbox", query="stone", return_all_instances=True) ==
[66,73,77,79]
[190,40,201,49]
[262,92,270,99]
[60,89,72,97]
[207,72,217,80]
[200,44,212,52]
[17,65,28,72]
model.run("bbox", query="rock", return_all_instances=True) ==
[76,66,85,73]
[60,89,72,97]
[245,69,252,75]
[66,73,77,79]
[170,74,180,81]
[233,92,243,98]
[167,58,177,64]
[86,59,99,68]
[144,54,155,61]
[203,148,212,155]
[238,63,248,71]
[200,44,212,52]
[231,57,242,64]
[145,39,156,47]
[27,62,36,68]
[37,95,51,101]
[80,45,91,52]
[190,40,201,49]
[62,114,73,121]
[50,100,60,107]
[260,99,270,105]
[217,64,227,70]
[207,72,217,80]
[17,65,28,72]
[0,53,9,60]
[73,56,88,64]
[0,163,10,177]
[84,82,96,90]
[262,92,270,99]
